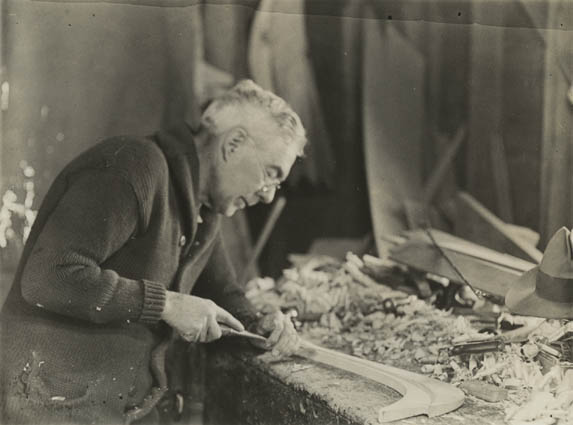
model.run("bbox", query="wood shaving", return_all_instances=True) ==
[248,253,573,424]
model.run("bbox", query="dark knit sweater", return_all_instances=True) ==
[0,123,257,424]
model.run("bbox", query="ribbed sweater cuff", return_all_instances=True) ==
[139,280,166,324]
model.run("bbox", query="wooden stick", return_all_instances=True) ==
[239,197,286,286]
[405,228,536,272]
[423,126,466,204]
[457,192,543,263]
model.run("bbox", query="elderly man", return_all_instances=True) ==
[0,80,304,424]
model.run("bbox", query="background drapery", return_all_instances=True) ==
[1,0,571,281]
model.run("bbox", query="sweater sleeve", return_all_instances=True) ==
[192,232,259,328]
[20,169,165,324]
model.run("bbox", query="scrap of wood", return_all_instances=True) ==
[239,197,286,286]
[459,380,508,403]
[297,340,464,422]
[423,126,467,204]
[449,192,543,263]
[381,234,408,245]
[412,275,433,299]
[505,223,540,248]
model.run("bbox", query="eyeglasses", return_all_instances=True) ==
[248,137,282,195]
[258,182,281,194]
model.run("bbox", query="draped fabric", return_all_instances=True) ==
[0,0,205,301]
[0,1,259,282]
[539,0,573,247]
[2,1,201,198]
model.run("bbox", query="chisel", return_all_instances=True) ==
[220,324,268,343]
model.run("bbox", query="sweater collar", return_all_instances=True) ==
[152,123,202,236]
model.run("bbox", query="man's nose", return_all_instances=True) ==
[259,187,276,204]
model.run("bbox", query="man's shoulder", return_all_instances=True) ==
[59,135,171,207]
[96,135,165,168]
[81,135,168,183]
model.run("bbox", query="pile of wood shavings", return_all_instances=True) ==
[247,254,573,424]
[247,253,405,320]
[248,253,483,366]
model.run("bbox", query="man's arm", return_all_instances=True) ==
[161,290,244,342]
[192,232,259,328]
[20,169,165,324]
[194,232,300,356]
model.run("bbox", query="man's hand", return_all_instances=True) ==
[161,291,244,343]
[250,310,301,357]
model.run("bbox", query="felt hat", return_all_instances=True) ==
[505,227,573,319]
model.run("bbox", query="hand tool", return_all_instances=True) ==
[447,338,505,356]
[219,324,268,344]
[550,333,573,362]
[381,298,405,316]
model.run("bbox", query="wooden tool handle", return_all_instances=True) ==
[220,324,267,343]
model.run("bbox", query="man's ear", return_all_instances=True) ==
[222,127,248,162]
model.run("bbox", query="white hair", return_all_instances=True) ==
[201,80,307,154]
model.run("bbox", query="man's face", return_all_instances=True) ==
[209,119,300,217]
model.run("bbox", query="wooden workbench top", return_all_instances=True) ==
[204,339,506,425]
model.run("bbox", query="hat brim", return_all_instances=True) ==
[505,267,573,319]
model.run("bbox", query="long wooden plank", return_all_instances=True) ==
[404,229,537,272]
[423,126,466,204]
[389,240,523,298]
[239,197,286,285]
[298,340,464,422]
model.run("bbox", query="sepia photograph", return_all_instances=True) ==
[0,0,571,424]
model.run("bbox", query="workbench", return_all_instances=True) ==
[204,339,507,425]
